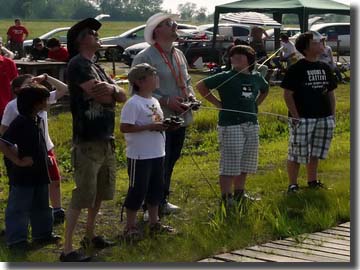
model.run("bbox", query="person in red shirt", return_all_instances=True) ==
[46,38,69,62]
[6,18,29,59]
[0,55,18,121]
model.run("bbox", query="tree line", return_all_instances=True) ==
[0,0,163,21]
[0,0,349,24]
[0,0,213,22]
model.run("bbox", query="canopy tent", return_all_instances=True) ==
[212,0,350,48]
[221,12,282,28]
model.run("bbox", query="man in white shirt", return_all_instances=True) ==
[273,34,300,70]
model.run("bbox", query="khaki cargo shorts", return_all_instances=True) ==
[69,140,116,209]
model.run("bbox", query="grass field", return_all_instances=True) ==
[0,19,144,41]
[0,64,350,262]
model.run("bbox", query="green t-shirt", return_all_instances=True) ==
[203,70,268,126]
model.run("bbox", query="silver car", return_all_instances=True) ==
[100,23,198,60]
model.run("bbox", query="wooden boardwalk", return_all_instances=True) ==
[198,222,350,263]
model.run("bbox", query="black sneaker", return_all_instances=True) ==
[234,190,260,203]
[8,240,29,251]
[149,222,177,235]
[80,235,115,249]
[59,251,92,262]
[53,208,65,225]
[122,226,142,242]
[308,180,325,189]
[287,184,299,193]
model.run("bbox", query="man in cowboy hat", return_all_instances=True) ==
[60,18,126,262]
[132,13,197,216]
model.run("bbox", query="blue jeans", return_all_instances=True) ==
[6,184,53,245]
[162,127,186,203]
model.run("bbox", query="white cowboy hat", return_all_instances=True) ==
[144,13,178,45]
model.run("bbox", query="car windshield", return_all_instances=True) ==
[119,25,145,37]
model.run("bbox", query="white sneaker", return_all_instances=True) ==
[160,202,181,215]
[143,210,159,222]
[143,210,149,222]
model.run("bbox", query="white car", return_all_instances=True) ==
[23,27,70,52]
[23,14,111,54]
[198,23,250,42]
[100,23,198,60]
[264,28,301,52]
[310,22,350,54]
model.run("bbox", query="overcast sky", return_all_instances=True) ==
[161,0,351,14]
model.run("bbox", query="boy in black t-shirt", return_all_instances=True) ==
[281,31,337,193]
[0,83,60,249]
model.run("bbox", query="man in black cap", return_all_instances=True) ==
[60,18,126,262]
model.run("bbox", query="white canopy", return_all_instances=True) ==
[220,12,282,28]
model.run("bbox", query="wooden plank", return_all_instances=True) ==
[321,229,350,238]
[248,245,334,262]
[331,226,351,233]
[338,222,350,228]
[263,242,349,262]
[312,232,350,241]
[232,248,309,262]
[305,233,350,247]
[214,253,266,262]
[278,239,350,256]
[198,258,226,262]
[287,237,350,253]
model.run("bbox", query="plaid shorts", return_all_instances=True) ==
[288,116,335,164]
[218,123,259,175]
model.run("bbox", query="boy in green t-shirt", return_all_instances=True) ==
[196,45,269,206]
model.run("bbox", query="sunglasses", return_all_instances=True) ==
[160,20,177,28]
[88,29,98,37]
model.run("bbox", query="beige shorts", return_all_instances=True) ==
[69,140,116,209]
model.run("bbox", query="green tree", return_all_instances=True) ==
[195,7,207,22]
[177,2,197,21]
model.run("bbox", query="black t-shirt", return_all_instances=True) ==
[30,47,49,60]
[281,59,337,118]
[67,54,116,143]
[2,115,50,186]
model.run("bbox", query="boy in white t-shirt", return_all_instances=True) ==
[120,63,176,240]
[0,73,68,225]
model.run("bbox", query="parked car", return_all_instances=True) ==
[123,31,230,67]
[198,23,250,41]
[23,14,110,55]
[264,27,301,52]
[310,22,350,54]
[23,27,70,53]
[288,23,350,55]
[100,23,198,61]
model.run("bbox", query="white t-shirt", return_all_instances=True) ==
[281,41,296,58]
[1,91,57,151]
[319,45,336,69]
[121,94,165,160]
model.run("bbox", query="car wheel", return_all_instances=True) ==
[105,46,124,62]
